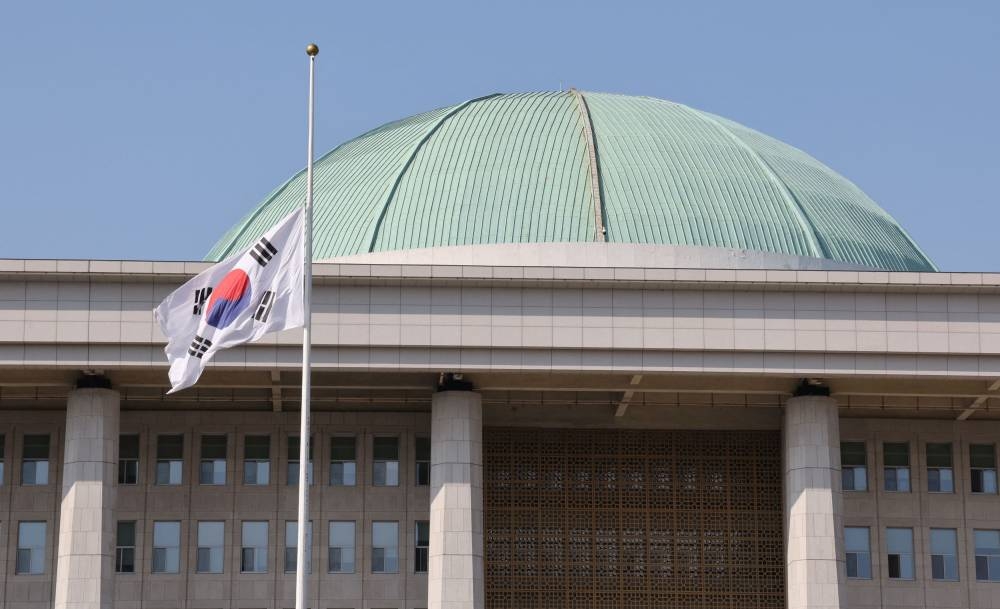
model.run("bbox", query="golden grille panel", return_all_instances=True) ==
[484,428,783,609]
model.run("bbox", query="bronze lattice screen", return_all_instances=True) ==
[484,428,784,609]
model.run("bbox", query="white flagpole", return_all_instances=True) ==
[295,42,318,609]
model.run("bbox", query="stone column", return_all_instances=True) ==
[784,395,844,609]
[428,391,484,609]
[54,386,120,609]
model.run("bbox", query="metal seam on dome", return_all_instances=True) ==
[688,106,829,260]
[570,89,608,242]
[365,93,503,253]
[206,125,377,261]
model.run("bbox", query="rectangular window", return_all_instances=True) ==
[0,433,5,485]
[975,529,1000,582]
[330,436,356,486]
[328,521,356,573]
[284,521,313,573]
[373,437,399,487]
[926,442,954,493]
[845,527,871,579]
[152,521,180,573]
[197,521,224,573]
[155,434,183,485]
[21,434,50,486]
[241,521,268,573]
[841,441,867,491]
[287,436,313,486]
[118,434,139,485]
[415,521,429,573]
[930,528,958,581]
[372,521,399,573]
[243,435,270,485]
[116,521,136,573]
[415,437,430,487]
[971,444,998,494]
[199,435,227,485]
[15,521,46,574]
[883,442,910,492]
[886,528,915,580]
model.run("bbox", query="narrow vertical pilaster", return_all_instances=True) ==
[784,395,844,609]
[54,387,120,609]
[428,390,484,609]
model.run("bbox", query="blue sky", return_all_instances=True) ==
[1,1,997,270]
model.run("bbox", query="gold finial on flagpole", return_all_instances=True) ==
[306,43,319,57]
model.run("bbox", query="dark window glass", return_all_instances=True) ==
[116,521,136,573]
[373,437,399,461]
[22,435,50,459]
[415,521,429,573]
[330,437,356,486]
[927,443,952,467]
[841,442,866,466]
[157,435,183,459]
[22,435,50,485]
[971,444,997,468]
[118,434,139,485]
[415,437,431,487]
[201,435,227,459]
[927,443,954,493]
[244,435,270,485]
[245,435,270,460]
[884,443,909,466]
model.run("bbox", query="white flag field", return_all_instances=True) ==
[155,208,306,393]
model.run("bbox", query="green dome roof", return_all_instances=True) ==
[208,91,935,271]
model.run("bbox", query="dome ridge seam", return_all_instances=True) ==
[365,93,503,253]
[570,89,608,242]
[688,106,829,260]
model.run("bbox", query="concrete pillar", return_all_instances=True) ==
[54,387,120,609]
[784,395,844,609]
[428,391,484,609]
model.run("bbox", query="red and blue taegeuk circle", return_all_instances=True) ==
[205,269,252,329]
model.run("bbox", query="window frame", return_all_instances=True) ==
[243,435,271,486]
[329,436,357,487]
[970,444,998,495]
[929,528,959,581]
[196,521,225,574]
[198,434,227,486]
[975,529,1000,582]
[414,520,429,573]
[415,437,431,487]
[886,527,915,580]
[883,442,911,493]
[926,442,954,493]
[841,441,868,492]
[15,521,46,575]
[155,434,184,486]
[328,520,356,574]
[371,521,399,574]
[372,437,400,487]
[118,434,140,485]
[844,526,872,580]
[115,520,137,574]
[240,521,269,573]
[151,521,181,574]
[21,434,50,486]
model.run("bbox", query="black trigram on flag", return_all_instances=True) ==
[188,335,212,358]
[254,290,275,323]
[192,287,213,315]
[249,237,278,266]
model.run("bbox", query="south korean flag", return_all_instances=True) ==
[154,208,306,393]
